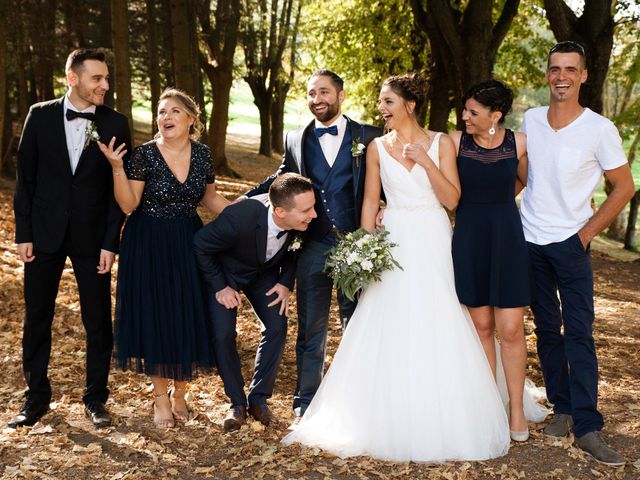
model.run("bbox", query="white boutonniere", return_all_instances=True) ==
[351,137,365,168]
[84,122,100,148]
[351,138,365,157]
[288,235,303,251]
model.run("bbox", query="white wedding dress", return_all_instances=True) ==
[282,135,513,462]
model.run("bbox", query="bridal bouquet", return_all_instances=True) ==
[324,227,402,301]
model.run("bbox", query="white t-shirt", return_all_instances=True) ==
[520,107,627,245]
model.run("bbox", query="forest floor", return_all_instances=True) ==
[0,134,638,479]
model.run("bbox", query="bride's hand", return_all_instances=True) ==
[98,136,128,170]
[402,143,434,170]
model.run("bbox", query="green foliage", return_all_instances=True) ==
[297,0,422,123]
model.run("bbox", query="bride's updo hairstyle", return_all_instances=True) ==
[462,79,513,124]
[383,72,429,116]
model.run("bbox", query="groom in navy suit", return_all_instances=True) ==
[11,49,130,428]
[242,70,382,423]
[194,173,316,431]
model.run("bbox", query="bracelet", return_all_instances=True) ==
[113,171,122,176]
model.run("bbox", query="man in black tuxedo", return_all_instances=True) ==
[11,49,131,428]
[194,173,316,432]
[241,70,381,424]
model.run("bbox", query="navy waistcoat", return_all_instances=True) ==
[304,128,356,240]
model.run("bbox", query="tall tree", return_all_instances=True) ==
[147,0,161,135]
[169,0,208,142]
[112,0,133,133]
[542,0,614,114]
[241,0,297,156]
[169,0,199,96]
[198,0,242,176]
[410,0,520,129]
[270,0,301,155]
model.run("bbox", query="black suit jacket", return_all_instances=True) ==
[245,115,382,227]
[193,198,297,293]
[14,97,130,256]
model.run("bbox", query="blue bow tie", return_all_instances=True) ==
[276,230,289,239]
[315,125,338,137]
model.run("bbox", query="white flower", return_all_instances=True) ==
[351,139,365,157]
[346,252,360,265]
[84,122,100,148]
[361,259,373,271]
[288,235,303,251]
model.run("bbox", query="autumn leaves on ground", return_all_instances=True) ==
[0,135,639,480]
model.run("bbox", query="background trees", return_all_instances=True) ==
[1,0,638,245]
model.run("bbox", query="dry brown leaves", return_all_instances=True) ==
[0,141,639,479]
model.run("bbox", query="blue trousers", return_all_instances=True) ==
[208,269,287,408]
[528,233,603,437]
[293,237,356,414]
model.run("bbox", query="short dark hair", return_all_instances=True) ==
[65,48,107,74]
[269,173,314,210]
[462,79,514,124]
[548,41,586,69]
[310,69,344,92]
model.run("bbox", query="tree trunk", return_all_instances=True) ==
[410,0,520,128]
[624,190,640,250]
[169,0,198,97]
[63,0,85,49]
[197,0,242,176]
[111,0,133,134]
[207,68,236,176]
[270,77,288,155]
[147,0,161,136]
[249,83,272,156]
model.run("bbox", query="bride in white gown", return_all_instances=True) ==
[283,73,519,462]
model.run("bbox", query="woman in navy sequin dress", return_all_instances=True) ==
[99,88,229,428]
[450,80,531,440]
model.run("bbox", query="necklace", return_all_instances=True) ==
[160,140,190,165]
[393,129,431,150]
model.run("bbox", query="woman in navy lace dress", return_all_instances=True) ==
[99,88,229,428]
[450,80,530,441]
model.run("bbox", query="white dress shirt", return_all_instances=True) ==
[314,115,347,167]
[265,206,288,261]
[63,95,96,174]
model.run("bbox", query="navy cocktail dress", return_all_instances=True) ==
[452,130,530,308]
[114,140,215,380]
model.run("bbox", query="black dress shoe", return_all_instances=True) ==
[7,401,49,428]
[223,405,247,432]
[84,402,112,428]
[248,403,274,426]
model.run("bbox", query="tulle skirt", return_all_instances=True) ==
[283,206,511,462]
[114,211,214,381]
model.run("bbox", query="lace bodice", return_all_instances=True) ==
[376,133,443,211]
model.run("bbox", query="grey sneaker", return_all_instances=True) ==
[543,413,574,437]
[575,431,625,466]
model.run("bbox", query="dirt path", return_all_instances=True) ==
[0,141,638,479]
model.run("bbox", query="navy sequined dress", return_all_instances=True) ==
[114,140,215,380]
[452,130,530,308]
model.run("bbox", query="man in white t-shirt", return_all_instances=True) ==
[521,41,635,466]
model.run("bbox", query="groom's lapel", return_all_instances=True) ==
[74,105,104,175]
[52,98,73,177]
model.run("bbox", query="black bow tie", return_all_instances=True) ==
[66,110,95,121]
[276,230,289,239]
[315,125,338,137]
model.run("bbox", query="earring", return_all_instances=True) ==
[489,125,496,135]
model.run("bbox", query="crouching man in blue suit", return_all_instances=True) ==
[194,173,316,431]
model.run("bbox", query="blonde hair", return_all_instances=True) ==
[155,88,204,140]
